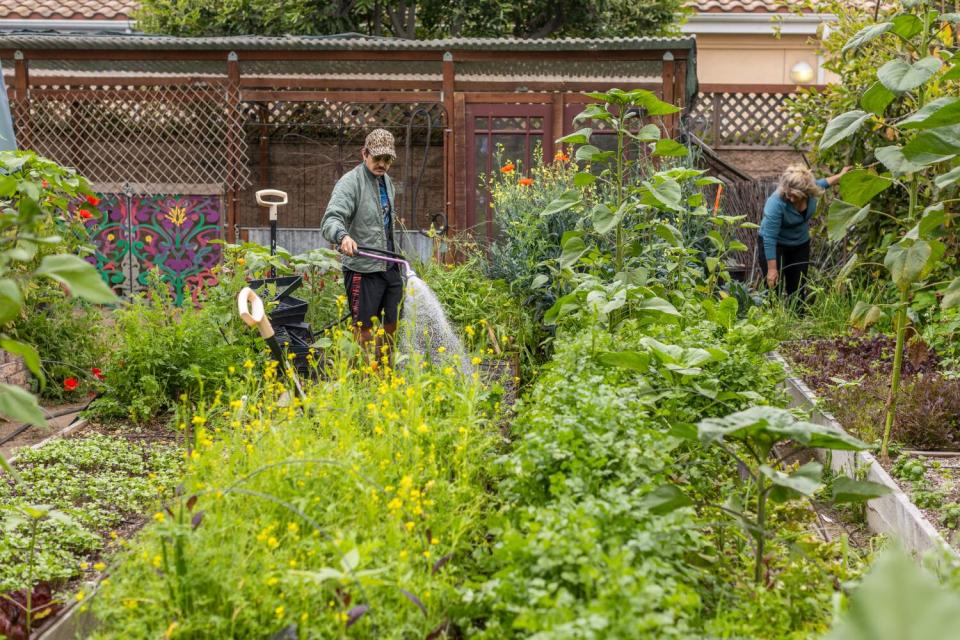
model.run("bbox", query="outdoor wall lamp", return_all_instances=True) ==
[789,61,815,84]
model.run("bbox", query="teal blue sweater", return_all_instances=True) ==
[759,178,829,257]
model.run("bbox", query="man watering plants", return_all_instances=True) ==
[758,164,850,303]
[321,128,402,352]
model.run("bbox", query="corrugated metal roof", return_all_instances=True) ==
[0,31,696,52]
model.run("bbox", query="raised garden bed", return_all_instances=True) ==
[771,350,956,557]
[0,419,182,639]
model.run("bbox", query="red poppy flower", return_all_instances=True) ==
[518,177,534,186]
[78,209,94,220]
[86,195,101,206]
[63,377,79,391]
[500,162,515,174]
[91,367,104,381]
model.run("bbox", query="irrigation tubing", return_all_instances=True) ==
[0,395,97,447]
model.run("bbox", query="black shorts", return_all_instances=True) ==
[343,266,403,328]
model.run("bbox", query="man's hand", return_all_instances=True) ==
[340,235,357,256]
[767,267,779,289]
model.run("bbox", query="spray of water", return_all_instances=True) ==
[400,275,472,374]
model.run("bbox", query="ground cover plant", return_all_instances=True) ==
[782,336,960,450]
[0,430,182,638]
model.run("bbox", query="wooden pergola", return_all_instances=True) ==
[1,33,698,242]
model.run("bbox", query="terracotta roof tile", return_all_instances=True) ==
[688,0,890,13]
[0,0,137,21]
[688,0,790,13]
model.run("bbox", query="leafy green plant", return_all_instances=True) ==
[817,5,960,459]
[89,272,249,423]
[658,406,886,583]
[0,150,117,427]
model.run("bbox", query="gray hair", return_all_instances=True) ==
[778,165,823,201]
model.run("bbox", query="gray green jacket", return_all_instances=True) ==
[321,163,397,273]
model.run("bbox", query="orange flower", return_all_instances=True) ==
[554,151,570,162]
[500,162,515,174]
[518,177,534,187]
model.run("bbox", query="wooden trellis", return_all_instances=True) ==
[688,84,810,149]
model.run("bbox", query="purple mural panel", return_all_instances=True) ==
[131,195,223,305]
[82,194,129,290]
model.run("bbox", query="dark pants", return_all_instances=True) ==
[758,239,810,303]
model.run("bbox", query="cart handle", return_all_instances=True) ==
[237,287,275,339]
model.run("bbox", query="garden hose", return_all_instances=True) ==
[0,396,97,447]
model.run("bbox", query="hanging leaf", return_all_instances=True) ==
[597,350,650,372]
[556,127,592,145]
[837,253,859,281]
[874,145,926,176]
[934,164,960,189]
[902,129,960,165]
[889,14,924,40]
[631,123,661,142]
[0,339,43,387]
[900,97,960,130]
[820,110,871,150]
[530,274,549,289]
[559,233,588,269]
[573,172,597,188]
[34,254,118,304]
[861,82,898,115]
[541,189,581,216]
[643,177,682,210]
[877,57,942,92]
[592,202,629,235]
[0,383,46,427]
[0,278,23,325]
[839,170,893,207]
[640,485,694,514]
[884,238,933,290]
[850,301,885,329]
[652,139,688,157]
[842,22,893,55]
[942,276,960,310]
[827,200,871,242]
[653,222,682,247]
[635,296,680,317]
[762,461,823,502]
[575,144,614,163]
[831,477,892,503]
[635,90,681,116]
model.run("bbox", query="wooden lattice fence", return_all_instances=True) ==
[688,85,807,149]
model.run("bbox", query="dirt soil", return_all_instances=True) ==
[0,400,90,459]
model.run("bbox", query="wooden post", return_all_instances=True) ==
[661,51,676,137]
[712,93,722,145]
[225,51,241,242]
[442,52,455,239]
[552,92,564,144]
[13,50,29,150]
[257,101,270,226]
[453,92,466,239]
